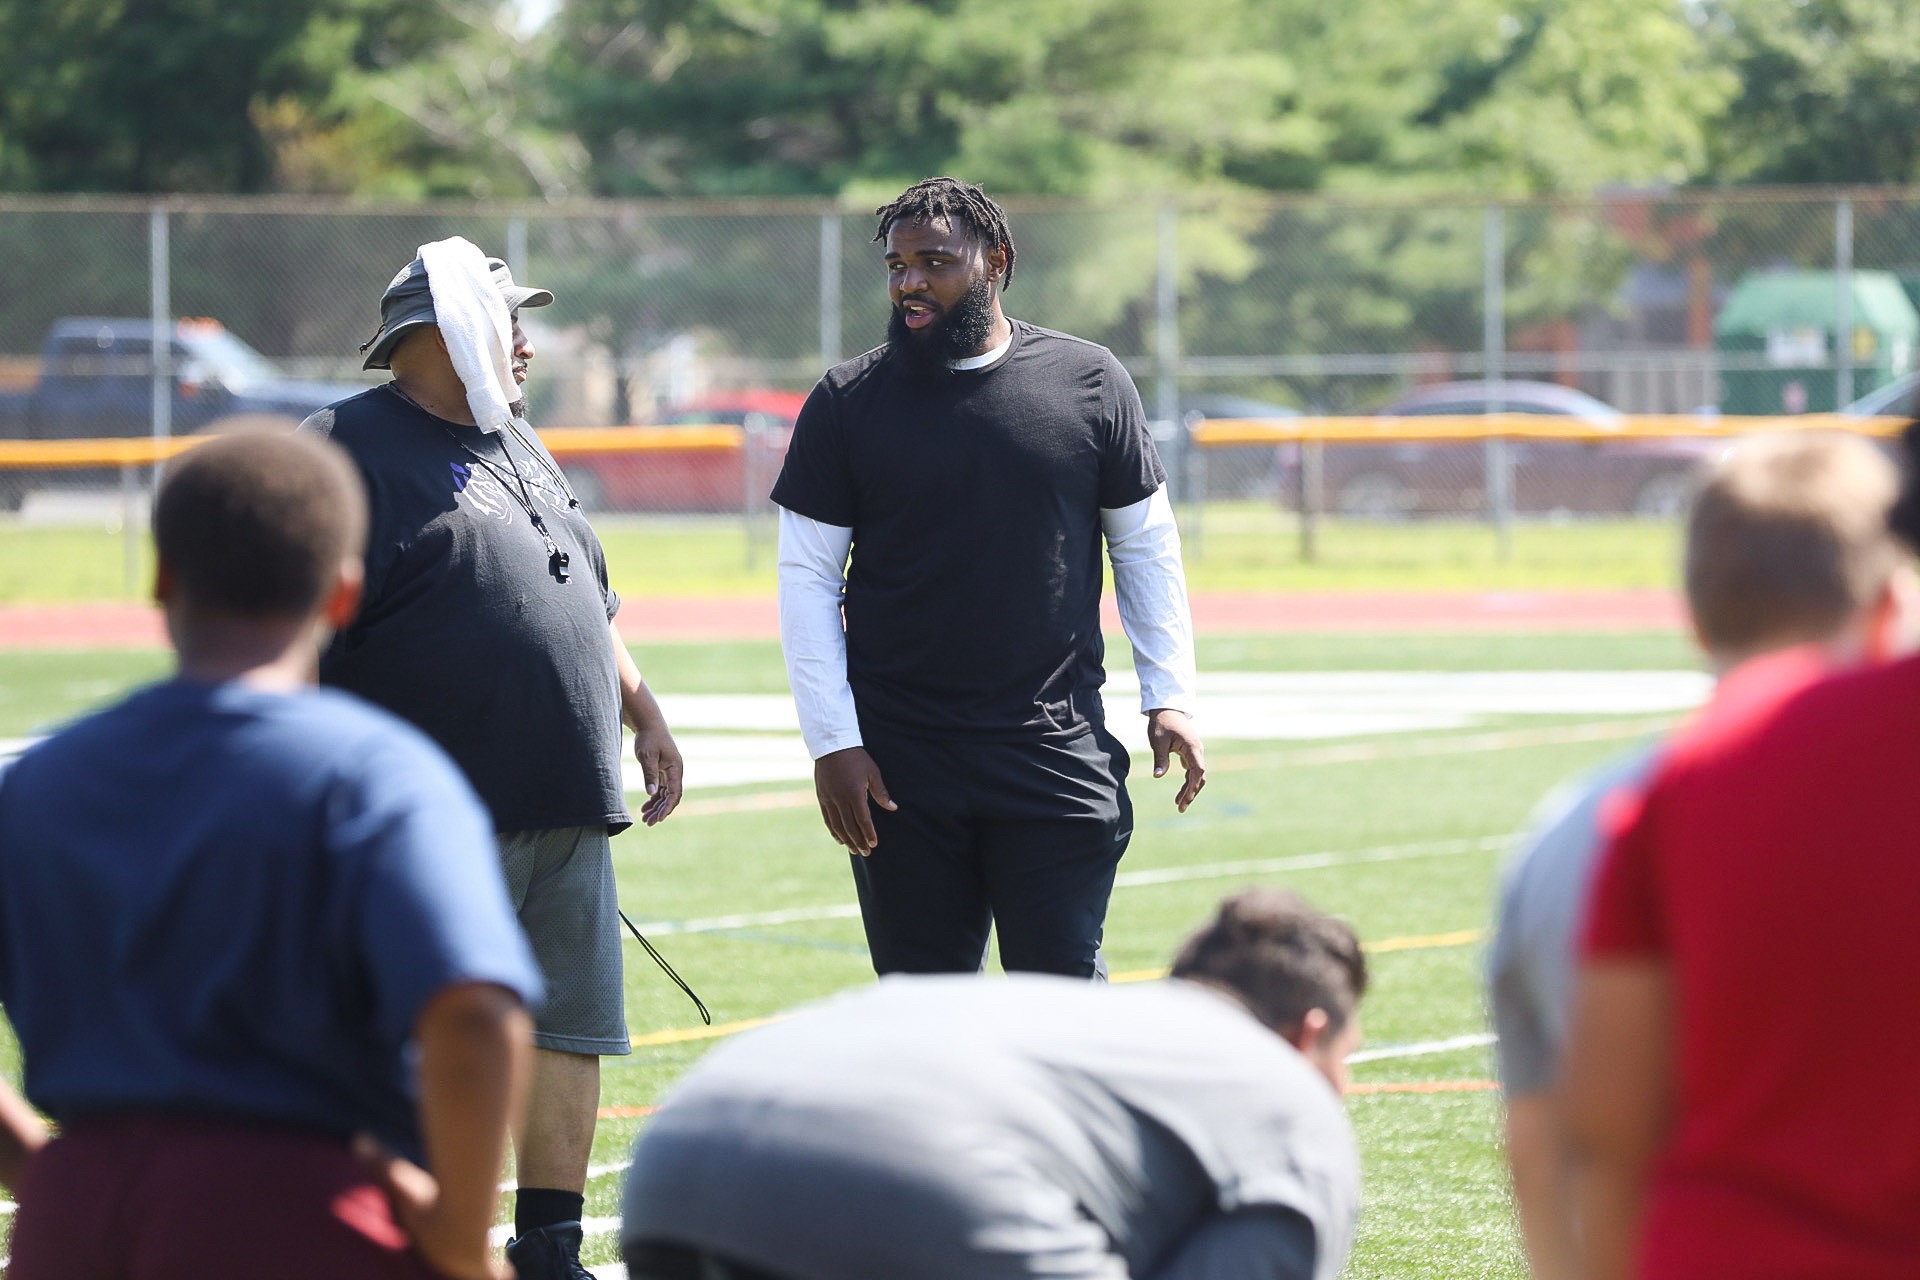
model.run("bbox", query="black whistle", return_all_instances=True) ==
[550,549,571,582]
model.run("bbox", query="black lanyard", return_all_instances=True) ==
[391,384,573,583]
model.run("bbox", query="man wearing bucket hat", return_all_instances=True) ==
[301,238,684,1280]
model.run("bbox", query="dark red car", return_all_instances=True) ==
[558,390,805,514]
[1317,381,1712,519]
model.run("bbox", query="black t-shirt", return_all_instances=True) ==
[303,386,630,833]
[771,321,1164,741]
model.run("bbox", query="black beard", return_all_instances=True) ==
[885,273,998,379]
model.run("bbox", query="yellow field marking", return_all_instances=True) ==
[630,1014,784,1048]
[598,1080,1496,1121]
[1108,925,1485,984]
[633,928,1484,1049]
[1368,927,1485,953]
[625,936,1482,1043]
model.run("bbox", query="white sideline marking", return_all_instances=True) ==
[627,834,1510,937]
[619,670,1708,792]
[0,671,1702,793]
[1347,1032,1497,1064]
[1110,835,1508,887]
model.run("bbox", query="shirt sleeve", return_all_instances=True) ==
[777,507,863,759]
[1488,849,1558,1094]
[1582,781,1669,960]
[1101,486,1196,716]
[1096,352,1167,510]
[769,379,857,527]
[337,736,545,1048]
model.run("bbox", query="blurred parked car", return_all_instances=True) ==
[0,317,359,443]
[1176,394,1300,499]
[0,316,362,510]
[1314,380,1710,519]
[1839,371,1920,420]
[561,390,805,513]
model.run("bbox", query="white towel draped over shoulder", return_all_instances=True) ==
[418,236,517,433]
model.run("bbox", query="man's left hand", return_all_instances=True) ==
[1147,709,1206,812]
[633,725,684,825]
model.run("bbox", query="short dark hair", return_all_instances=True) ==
[873,176,1017,289]
[153,431,367,617]
[1170,888,1369,1034]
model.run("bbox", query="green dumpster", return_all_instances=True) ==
[1715,270,1919,414]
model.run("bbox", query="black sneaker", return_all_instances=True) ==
[504,1220,595,1280]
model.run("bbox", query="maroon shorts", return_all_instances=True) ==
[8,1115,452,1280]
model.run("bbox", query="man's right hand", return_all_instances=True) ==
[814,746,896,856]
[353,1136,512,1280]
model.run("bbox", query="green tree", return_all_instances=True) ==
[261,0,589,199]
[0,0,566,197]
[0,0,329,191]
[0,0,481,193]
[546,0,1300,199]
[1264,0,1732,196]
[1701,0,1920,185]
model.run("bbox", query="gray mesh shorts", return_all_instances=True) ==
[499,826,630,1056]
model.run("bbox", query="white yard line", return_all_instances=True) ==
[628,834,1511,937]
[1347,1032,1498,1064]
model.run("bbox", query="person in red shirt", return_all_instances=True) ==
[1567,425,1920,1280]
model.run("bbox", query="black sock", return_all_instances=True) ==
[516,1187,586,1238]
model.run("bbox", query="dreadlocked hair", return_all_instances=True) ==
[873,176,1016,290]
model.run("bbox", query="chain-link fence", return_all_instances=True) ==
[1,187,1914,531]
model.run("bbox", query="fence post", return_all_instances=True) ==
[1835,196,1854,409]
[1482,203,1512,561]
[743,421,762,571]
[1299,440,1322,563]
[819,211,842,371]
[145,202,172,591]
[1156,204,1195,554]
[506,215,529,281]
[148,204,171,473]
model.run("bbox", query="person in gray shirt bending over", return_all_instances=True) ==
[621,887,1366,1280]
[1487,430,1914,1280]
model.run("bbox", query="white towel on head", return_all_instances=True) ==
[418,236,517,433]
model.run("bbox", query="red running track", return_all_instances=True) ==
[0,590,1683,650]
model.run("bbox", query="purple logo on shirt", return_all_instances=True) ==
[450,461,471,492]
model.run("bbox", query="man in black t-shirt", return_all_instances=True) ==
[301,244,684,1280]
[773,178,1206,979]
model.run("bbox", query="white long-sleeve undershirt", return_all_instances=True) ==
[776,487,1198,760]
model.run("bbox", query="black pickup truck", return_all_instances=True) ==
[0,317,362,509]
[0,317,360,442]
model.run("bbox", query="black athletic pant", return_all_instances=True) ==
[850,720,1132,978]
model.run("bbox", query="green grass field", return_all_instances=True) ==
[0,629,1695,1275]
[0,509,1682,602]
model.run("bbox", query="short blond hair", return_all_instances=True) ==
[1685,431,1901,655]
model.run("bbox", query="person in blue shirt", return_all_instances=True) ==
[0,431,544,1280]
